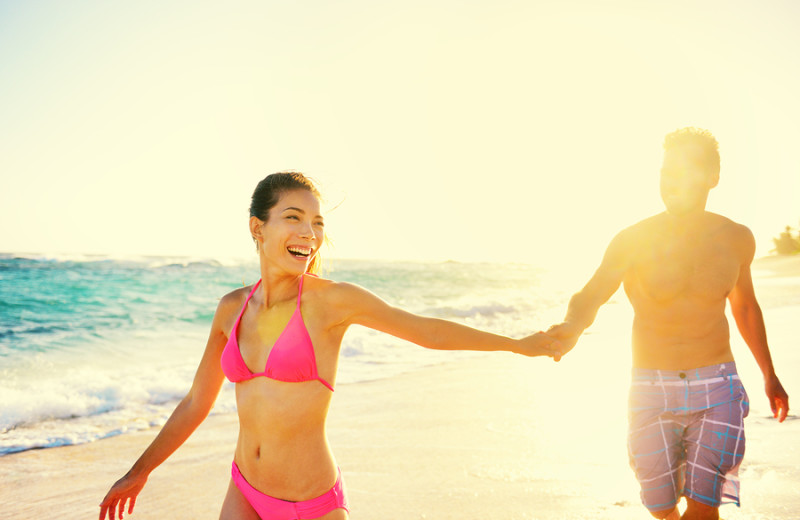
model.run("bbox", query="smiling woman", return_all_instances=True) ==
[248,172,326,275]
[98,171,558,520]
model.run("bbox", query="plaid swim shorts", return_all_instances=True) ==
[627,362,749,512]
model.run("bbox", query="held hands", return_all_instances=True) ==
[99,471,147,520]
[515,322,584,361]
[766,375,790,423]
[543,321,584,362]
[515,331,561,358]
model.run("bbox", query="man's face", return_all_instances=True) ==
[660,144,716,215]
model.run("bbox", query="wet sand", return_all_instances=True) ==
[0,351,644,520]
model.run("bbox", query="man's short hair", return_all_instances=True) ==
[663,127,720,176]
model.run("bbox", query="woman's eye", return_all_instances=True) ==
[286,215,299,220]
[314,221,325,228]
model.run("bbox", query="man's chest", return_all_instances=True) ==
[627,235,741,303]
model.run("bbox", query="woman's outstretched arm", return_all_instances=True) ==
[98,294,235,520]
[329,282,557,357]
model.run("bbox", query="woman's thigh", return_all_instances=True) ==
[219,479,260,520]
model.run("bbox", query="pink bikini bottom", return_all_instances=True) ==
[231,461,349,520]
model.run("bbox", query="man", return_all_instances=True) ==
[546,127,789,520]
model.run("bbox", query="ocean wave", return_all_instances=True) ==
[0,251,256,269]
[0,372,237,455]
[422,303,517,319]
[0,252,116,263]
[149,258,227,270]
[1,323,71,337]
[0,361,203,453]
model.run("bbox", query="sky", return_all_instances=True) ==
[1,0,799,268]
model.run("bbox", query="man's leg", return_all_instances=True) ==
[628,380,686,517]
[683,374,748,513]
[651,506,680,520]
[681,497,718,520]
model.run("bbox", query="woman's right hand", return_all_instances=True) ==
[99,471,148,520]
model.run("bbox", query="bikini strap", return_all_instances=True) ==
[235,280,261,323]
[247,280,262,302]
[296,275,305,307]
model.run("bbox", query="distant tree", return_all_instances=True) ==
[772,223,800,255]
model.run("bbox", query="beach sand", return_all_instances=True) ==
[3,344,797,519]
[2,350,648,520]
[2,257,798,519]
[752,253,800,278]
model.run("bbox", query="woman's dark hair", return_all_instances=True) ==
[250,171,323,274]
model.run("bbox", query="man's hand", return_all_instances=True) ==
[765,375,790,422]
[544,322,584,361]
[516,331,561,358]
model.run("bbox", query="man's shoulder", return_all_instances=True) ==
[619,213,664,238]
[705,213,756,262]
[625,212,752,237]
[602,215,662,260]
[706,212,754,239]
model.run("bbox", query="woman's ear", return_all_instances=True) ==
[249,216,264,247]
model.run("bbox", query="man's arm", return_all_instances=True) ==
[547,229,632,360]
[727,227,789,422]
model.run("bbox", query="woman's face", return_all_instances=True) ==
[256,189,324,274]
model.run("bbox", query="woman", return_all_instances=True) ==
[99,172,555,520]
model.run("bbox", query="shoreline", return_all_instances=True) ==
[1,256,798,519]
[752,253,800,277]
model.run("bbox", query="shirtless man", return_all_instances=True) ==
[546,127,789,520]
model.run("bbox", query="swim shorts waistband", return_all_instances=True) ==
[631,362,739,386]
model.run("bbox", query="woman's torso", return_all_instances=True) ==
[221,275,347,500]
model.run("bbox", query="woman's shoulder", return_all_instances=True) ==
[302,275,380,327]
[303,274,370,304]
[215,283,254,321]
[305,273,360,292]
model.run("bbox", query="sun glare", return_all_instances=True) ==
[0,2,797,264]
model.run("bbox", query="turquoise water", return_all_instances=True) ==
[0,253,564,455]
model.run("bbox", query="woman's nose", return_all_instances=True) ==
[298,223,315,239]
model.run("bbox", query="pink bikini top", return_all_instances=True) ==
[220,275,334,392]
